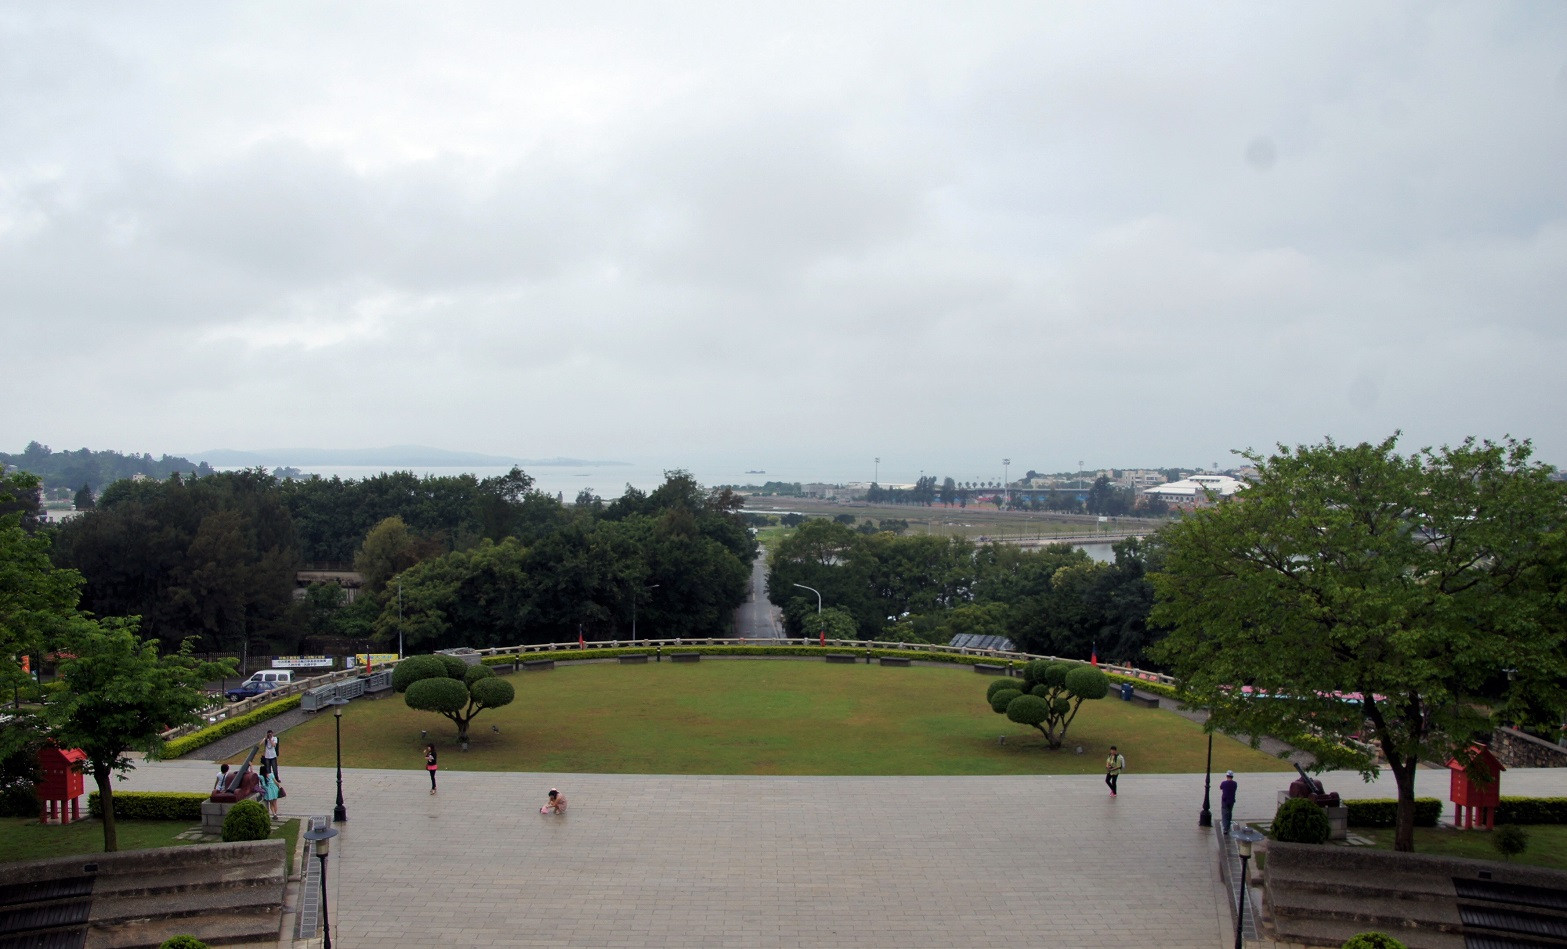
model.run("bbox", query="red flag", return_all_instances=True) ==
[1090,643,1098,667]
[578,628,585,648]
[819,628,826,646]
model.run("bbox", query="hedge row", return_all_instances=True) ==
[483,646,1074,669]
[160,694,302,759]
[88,791,208,821]
[1496,797,1567,825]
[1344,798,1443,828]
[1105,673,1179,699]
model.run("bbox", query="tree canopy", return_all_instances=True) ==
[1149,435,1567,852]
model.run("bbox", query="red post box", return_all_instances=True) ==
[1447,744,1505,830]
[37,746,88,825]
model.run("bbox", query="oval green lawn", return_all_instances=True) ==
[271,660,1293,776]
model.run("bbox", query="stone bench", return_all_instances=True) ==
[974,663,1008,676]
[1129,690,1161,708]
[522,659,555,671]
[670,653,701,663]
[825,654,858,664]
[879,657,912,667]
[619,654,649,664]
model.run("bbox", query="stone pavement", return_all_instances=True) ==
[116,760,1567,949]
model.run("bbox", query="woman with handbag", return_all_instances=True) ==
[424,744,438,794]
[260,768,281,819]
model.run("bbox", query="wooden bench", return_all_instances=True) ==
[619,654,649,665]
[825,654,857,664]
[670,653,701,663]
[522,659,555,671]
[878,657,912,667]
[974,663,1008,676]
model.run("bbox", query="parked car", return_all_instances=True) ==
[224,680,282,702]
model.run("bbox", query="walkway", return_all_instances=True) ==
[117,755,1567,948]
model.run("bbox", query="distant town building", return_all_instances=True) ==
[1140,474,1248,509]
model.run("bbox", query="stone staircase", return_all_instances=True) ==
[0,839,285,949]
[1264,840,1567,949]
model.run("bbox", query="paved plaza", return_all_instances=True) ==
[115,757,1567,949]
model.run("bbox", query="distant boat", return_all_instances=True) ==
[746,469,766,474]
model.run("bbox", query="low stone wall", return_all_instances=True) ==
[1490,726,1567,768]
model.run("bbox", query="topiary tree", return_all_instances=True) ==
[1492,823,1529,862]
[391,654,447,693]
[221,799,271,842]
[1341,933,1407,949]
[1273,796,1332,844]
[985,660,1109,749]
[403,657,516,743]
[159,936,212,949]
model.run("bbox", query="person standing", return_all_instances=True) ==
[1105,746,1125,796]
[260,768,280,819]
[424,744,438,794]
[262,730,279,780]
[1219,770,1238,835]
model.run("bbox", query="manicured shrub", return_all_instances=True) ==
[392,655,447,693]
[1341,933,1407,949]
[1493,824,1529,861]
[158,937,211,949]
[0,781,38,818]
[1273,797,1332,844]
[468,677,515,708]
[986,678,1020,701]
[989,688,1023,713]
[406,676,469,713]
[1005,694,1050,728]
[1064,665,1110,700]
[221,799,271,842]
[463,664,495,686]
[89,791,208,821]
[434,654,469,679]
[1343,798,1442,828]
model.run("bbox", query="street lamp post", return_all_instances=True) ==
[633,583,660,641]
[332,700,349,823]
[397,582,404,659]
[302,825,339,949]
[1003,459,1010,508]
[792,583,823,645]
[1199,727,1214,828]
[1233,827,1265,949]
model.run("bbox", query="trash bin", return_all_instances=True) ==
[1120,682,1134,702]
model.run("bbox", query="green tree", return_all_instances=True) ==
[44,624,233,851]
[1150,435,1567,852]
[73,483,95,511]
[398,658,516,742]
[987,660,1109,749]
[353,515,423,595]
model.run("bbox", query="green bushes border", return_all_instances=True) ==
[160,694,302,759]
[1344,798,1442,828]
[88,791,208,821]
[1496,797,1567,825]
[482,645,1088,670]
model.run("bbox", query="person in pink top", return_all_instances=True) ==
[540,788,567,814]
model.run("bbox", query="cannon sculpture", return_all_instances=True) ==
[1287,762,1341,808]
[210,744,263,804]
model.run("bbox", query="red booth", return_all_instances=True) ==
[1448,744,1505,830]
[37,746,88,825]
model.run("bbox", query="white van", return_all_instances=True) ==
[243,670,294,688]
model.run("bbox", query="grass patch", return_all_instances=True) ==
[269,661,1294,776]
[1357,825,1567,871]
[0,818,199,863]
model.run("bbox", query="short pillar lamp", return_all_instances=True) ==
[1232,826,1266,949]
[302,824,340,949]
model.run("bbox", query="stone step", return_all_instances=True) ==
[88,906,281,949]
[1266,913,1467,949]
[90,862,284,901]
[91,878,283,926]
[1266,863,1458,902]
[1268,887,1464,935]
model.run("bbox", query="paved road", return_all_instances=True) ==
[733,553,784,639]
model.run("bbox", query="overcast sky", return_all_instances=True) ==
[4,2,1565,483]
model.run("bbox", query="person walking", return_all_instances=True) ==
[262,730,279,780]
[1219,770,1238,835]
[1105,745,1125,796]
[424,744,438,794]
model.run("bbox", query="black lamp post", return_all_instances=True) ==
[1199,727,1214,828]
[1233,826,1265,948]
[332,700,349,823]
[303,825,339,949]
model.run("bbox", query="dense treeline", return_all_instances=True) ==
[48,468,755,657]
[2,442,215,498]
[767,520,1163,667]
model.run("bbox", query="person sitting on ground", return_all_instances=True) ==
[540,788,567,814]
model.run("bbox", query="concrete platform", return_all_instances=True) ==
[111,759,1567,949]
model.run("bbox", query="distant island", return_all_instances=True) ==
[185,446,630,468]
